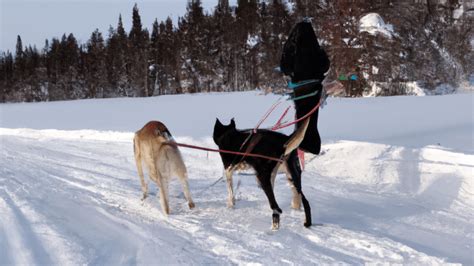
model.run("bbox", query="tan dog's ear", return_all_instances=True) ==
[153,128,171,140]
[162,131,173,141]
[154,127,162,137]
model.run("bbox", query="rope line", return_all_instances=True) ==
[271,95,322,131]
[166,142,284,163]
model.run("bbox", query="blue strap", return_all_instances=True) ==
[288,79,321,90]
[287,90,319,101]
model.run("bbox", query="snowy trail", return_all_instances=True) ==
[1,92,472,264]
[1,129,471,265]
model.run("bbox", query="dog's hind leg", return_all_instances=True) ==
[166,146,195,209]
[286,151,311,227]
[258,172,283,230]
[157,172,170,215]
[134,137,148,200]
[178,170,195,209]
[300,193,311,227]
[284,163,301,210]
[270,163,280,190]
[148,156,170,215]
[225,166,235,208]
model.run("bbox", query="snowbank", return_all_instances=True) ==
[1,91,472,152]
[359,13,394,38]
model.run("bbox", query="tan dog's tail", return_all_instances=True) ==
[161,142,186,177]
[284,117,310,156]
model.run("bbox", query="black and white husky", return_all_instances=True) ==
[213,118,312,230]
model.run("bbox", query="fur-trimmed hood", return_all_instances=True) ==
[280,21,330,82]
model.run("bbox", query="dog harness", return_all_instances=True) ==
[287,79,321,90]
[287,79,323,102]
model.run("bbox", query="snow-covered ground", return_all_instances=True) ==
[0,91,473,265]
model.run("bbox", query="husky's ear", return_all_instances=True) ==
[230,118,236,129]
[215,118,223,127]
[214,118,224,134]
[213,118,224,144]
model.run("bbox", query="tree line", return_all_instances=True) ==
[1,0,472,102]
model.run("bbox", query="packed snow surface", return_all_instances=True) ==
[0,91,473,265]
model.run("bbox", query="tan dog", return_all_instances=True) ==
[133,121,194,215]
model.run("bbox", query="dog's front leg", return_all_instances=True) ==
[225,166,235,208]
[259,174,282,230]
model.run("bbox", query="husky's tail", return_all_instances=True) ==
[284,117,310,156]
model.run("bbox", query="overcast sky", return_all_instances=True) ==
[1,0,236,53]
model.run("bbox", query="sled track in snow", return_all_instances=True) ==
[0,130,472,265]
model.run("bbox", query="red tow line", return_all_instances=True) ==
[166,142,284,163]
[271,96,322,131]
[167,94,322,164]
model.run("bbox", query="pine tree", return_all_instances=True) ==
[180,0,210,93]
[0,52,10,101]
[0,54,4,101]
[129,4,143,48]
[259,1,292,88]
[15,35,23,59]
[86,29,106,98]
[150,19,160,63]
[149,19,160,94]
[228,0,260,90]
[105,25,117,95]
[54,33,81,99]
[128,4,149,96]
[117,14,127,41]
[161,17,180,94]
[112,14,130,96]
[212,0,234,91]
[1,51,14,101]
[236,0,259,39]
[15,35,25,77]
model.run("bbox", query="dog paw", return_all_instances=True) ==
[291,202,302,210]
[272,213,280,231]
[304,221,312,228]
[227,198,235,208]
[188,202,195,209]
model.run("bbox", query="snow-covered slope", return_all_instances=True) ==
[1,92,473,265]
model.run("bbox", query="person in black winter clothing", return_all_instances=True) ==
[280,21,330,155]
